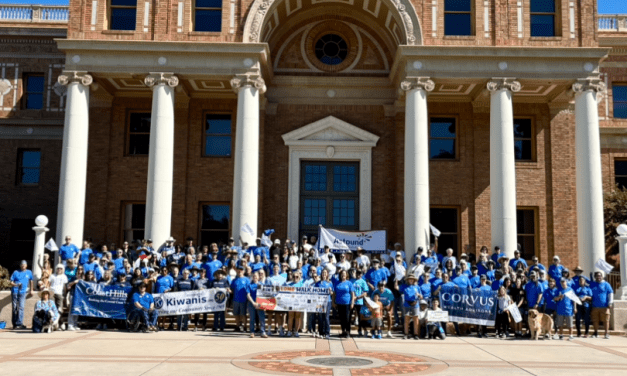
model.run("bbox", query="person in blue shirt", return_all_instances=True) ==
[524,271,545,311]
[10,260,33,329]
[574,276,592,337]
[230,265,251,333]
[211,269,229,331]
[78,245,93,266]
[490,246,501,268]
[113,249,126,272]
[246,271,267,338]
[175,269,194,331]
[430,269,444,293]
[190,266,201,282]
[372,281,395,337]
[203,251,223,282]
[83,253,103,281]
[572,266,590,288]
[285,270,305,337]
[476,275,492,337]
[315,268,334,340]
[527,256,546,275]
[542,278,559,317]
[58,236,79,266]
[469,266,481,289]
[548,256,564,282]
[509,250,528,270]
[491,270,504,291]
[554,278,576,340]
[351,269,369,337]
[366,260,387,291]
[132,283,158,332]
[452,265,470,289]
[402,274,421,340]
[590,271,614,339]
[333,269,355,338]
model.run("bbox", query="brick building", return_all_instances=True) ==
[0,2,626,273]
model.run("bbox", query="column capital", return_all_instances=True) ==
[58,71,93,86]
[400,77,435,92]
[230,73,266,94]
[572,77,606,94]
[144,72,179,88]
[486,78,521,93]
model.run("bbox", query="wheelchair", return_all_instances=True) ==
[125,306,158,333]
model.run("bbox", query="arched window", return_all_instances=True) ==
[530,0,557,37]
[444,0,472,36]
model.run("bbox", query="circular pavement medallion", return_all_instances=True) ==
[307,357,373,367]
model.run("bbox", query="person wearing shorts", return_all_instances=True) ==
[590,271,614,339]
[230,265,250,332]
[368,293,383,339]
[402,274,420,340]
[554,278,576,340]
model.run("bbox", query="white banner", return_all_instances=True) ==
[506,303,522,323]
[427,310,449,322]
[153,288,227,316]
[595,258,614,275]
[256,285,331,313]
[317,226,387,253]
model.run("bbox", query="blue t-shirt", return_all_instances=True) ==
[79,248,93,265]
[548,264,564,282]
[267,274,286,287]
[286,280,304,288]
[556,287,575,316]
[247,281,259,301]
[231,276,251,303]
[479,285,492,293]
[572,275,591,287]
[154,275,174,293]
[113,257,125,272]
[509,258,528,270]
[132,292,154,310]
[453,274,470,289]
[403,285,420,307]
[351,278,369,305]
[176,278,193,292]
[419,282,431,300]
[372,288,394,306]
[430,277,443,293]
[334,281,354,305]
[524,281,545,307]
[315,280,334,302]
[491,279,503,291]
[59,243,79,261]
[575,285,592,308]
[469,275,481,289]
[10,269,33,294]
[590,281,614,308]
[543,288,559,311]
[367,268,388,287]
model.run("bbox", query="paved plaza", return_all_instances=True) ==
[1,330,626,376]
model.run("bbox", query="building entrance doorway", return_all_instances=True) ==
[299,161,359,242]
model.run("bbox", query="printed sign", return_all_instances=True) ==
[318,226,387,253]
[427,310,449,322]
[256,285,331,313]
[71,281,131,319]
[506,303,522,323]
[153,288,227,316]
[439,285,498,325]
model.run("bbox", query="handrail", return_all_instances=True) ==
[0,5,69,23]
[598,14,627,32]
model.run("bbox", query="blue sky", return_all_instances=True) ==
[0,0,625,13]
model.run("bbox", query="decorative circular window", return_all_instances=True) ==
[315,34,348,66]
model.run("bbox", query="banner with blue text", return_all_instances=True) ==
[153,288,227,316]
[256,285,331,312]
[439,285,498,325]
[317,226,387,253]
[71,281,131,319]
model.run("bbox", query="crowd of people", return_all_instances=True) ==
[8,234,616,340]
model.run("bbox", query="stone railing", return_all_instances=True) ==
[0,5,68,23]
[598,14,627,32]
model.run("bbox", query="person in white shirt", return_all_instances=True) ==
[336,253,351,271]
[355,247,371,270]
[441,248,457,271]
[288,248,300,270]
[391,243,406,261]
[48,264,68,314]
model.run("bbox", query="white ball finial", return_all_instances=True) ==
[617,224,627,236]
[35,215,48,227]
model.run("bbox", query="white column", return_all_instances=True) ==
[143,72,179,249]
[32,215,49,283]
[401,77,434,263]
[487,78,521,258]
[55,71,92,266]
[573,78,606,273]
[615,225,627,300]
[230,74,265,245]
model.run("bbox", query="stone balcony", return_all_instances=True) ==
[0,4,68,24]
[599,14,627,33]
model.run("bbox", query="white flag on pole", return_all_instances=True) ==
[430,224,441,237]
[241,223,255,237]
[45,238,59,251]
[595,258,614,275]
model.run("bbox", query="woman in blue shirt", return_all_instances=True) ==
[315,268,334,340]
[574,276,592,337]
[333,269,355,338]
[285,271,304,337]
[350,269,369,337]
[554,278,576,340]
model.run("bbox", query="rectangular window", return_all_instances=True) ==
[615,160,627,190]
[204,114,232,157]
[530,0,556,37]
[304,199,327,226]
[517,208,536,260]
[194,0,222,32]
[24,74,45,109]
[200,204,230,246]
[127,112,151,155]
[429,207,459,254]
[109,0,137,31]
[17,149,41,185]
[304,165,328,192]
[514,118,533,161]
[122,202,145,243]
[332,165,357,192]
[444,0,472,36]
[613,85,627,119]
[430,117,456,160]
[8,219,36,269]
[332,199,356,226]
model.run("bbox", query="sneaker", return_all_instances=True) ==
[568,335,573,340]
[414,335,419,340]
[386,331,393,338]
[287,331,292,337]
[325,335,330,340]
[377,334,382,339]
[279,327,285,337]
[102,324,107,330]
[372,334,376,339]
[559,335,564,340]
[604,334,610,339]
[96,324,102,330]
[261,332,268,338]
[294,332,300,338]
[552,334,559,340]
[250,333,255,338]
[403,335,408,340]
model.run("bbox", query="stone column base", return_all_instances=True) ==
[611,300,627,331]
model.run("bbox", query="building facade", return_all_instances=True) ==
[0,2,626,272]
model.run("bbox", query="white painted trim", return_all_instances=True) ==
[432,0,437,37]
[282,116,379,241]
[177,2,183,32]
[517,1,523,38]
[144,1,150,32]
[484,0,489,38]
[230,0,235,34]
[91,1,97,31]
[569,2,575,39]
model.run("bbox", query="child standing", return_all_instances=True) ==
[368,293,384,339]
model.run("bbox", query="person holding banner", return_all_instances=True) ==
[554,278,577,340]
[285,270,304,337]
[315,268,333,340]
[132,283,158,332]
[176,269,194,331]
[333,269,355,338]
[211,270,229,332]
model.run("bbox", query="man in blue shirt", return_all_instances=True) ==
[572,266,590,288]
[548,256,564,282]
[469,266,481,288]
[83,253,102,281]
[175,269,194,331]
[230,265,250,332]
[527,256,546,275]
[574,276,592,337]
[509,250,528,270]
[78,244,93,265]
[524,271,545,311]
[452,265,470,289]
[555,278,576,340]
[211,269,229,331]
[132,283,158,331]
[58,236,79,266]
[10,260,33,329]
[590,271,614,339]
[366,260,388,291]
